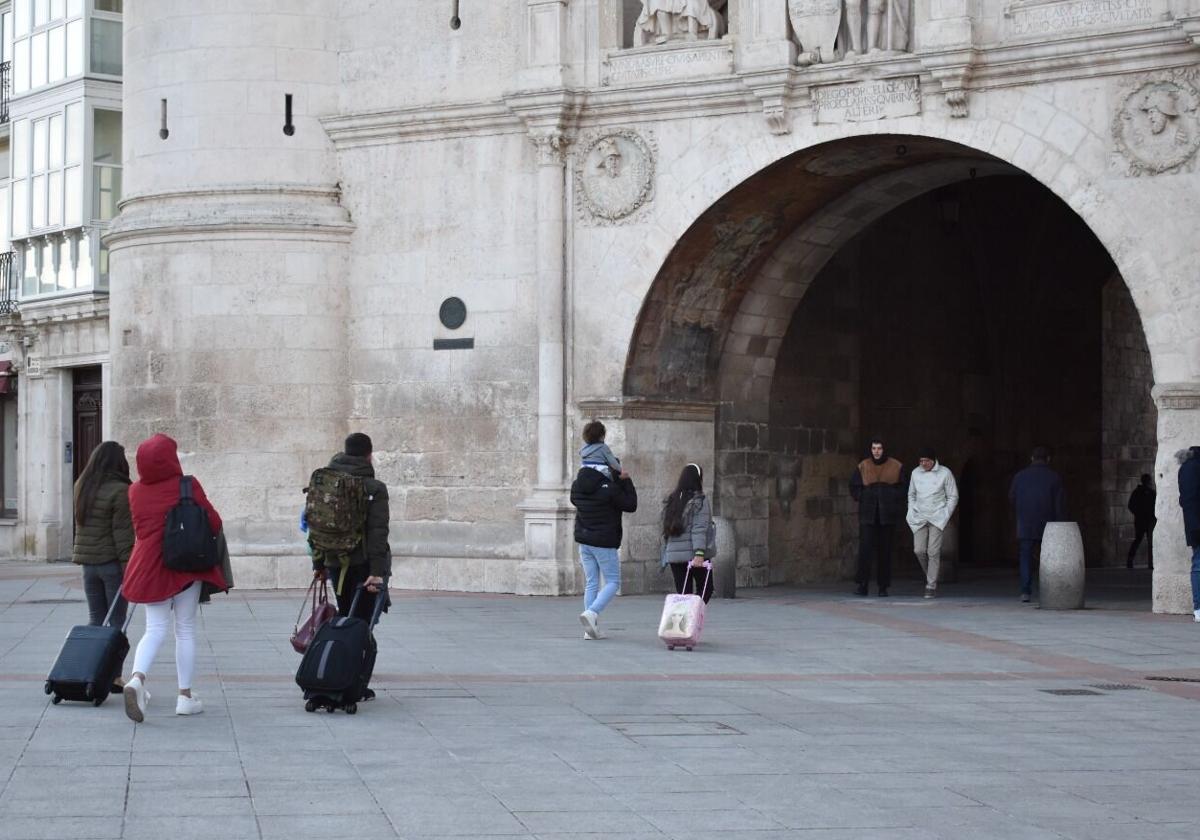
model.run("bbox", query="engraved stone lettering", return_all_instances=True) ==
[813,77,922,124]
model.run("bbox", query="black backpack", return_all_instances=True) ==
[162,476,218,572]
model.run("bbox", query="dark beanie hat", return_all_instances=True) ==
[918,447,937,461]
[345,432,373,457]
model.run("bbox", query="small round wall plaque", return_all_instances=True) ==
[439,297,467,330]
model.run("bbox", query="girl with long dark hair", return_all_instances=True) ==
[660,463,715,603]
[71,441,133,628]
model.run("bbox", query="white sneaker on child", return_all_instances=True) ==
[175,694,204,716]
[1194,609,1200,624]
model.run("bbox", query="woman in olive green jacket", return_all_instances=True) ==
[72,441,134,627]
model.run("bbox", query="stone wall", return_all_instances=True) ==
[1101,275,1158,567]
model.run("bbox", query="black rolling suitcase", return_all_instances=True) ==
[296,583,385,715]
[45,595,134,707]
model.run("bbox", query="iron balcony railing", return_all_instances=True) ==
[0,61,9,125]
[0,253,16,315]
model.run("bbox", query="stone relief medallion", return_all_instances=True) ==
[1112,74,1200,176]
[575,129,656,224]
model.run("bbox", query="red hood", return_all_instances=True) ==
[135,434,183,484]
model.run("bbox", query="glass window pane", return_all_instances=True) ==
[32,119,47,173]
[75,232,93,290]
[65,102,82,164]
[97,242,109,290]
[65,18,82,75]
[47,24,64,83]
[90,18,121,75]
[94,0,121,10]
[49,114,64,169]
[13,39,29,94]
[53,240,73,290]
[47,171,62,226]
[34,0,48,28]
[92,109,121,163]
[68,0,82,15]
[14,1,29,37]
[31,174,46,228]
[3,13,13,62]
[93,166,120,221]
[30,30,46,89]
[39,243,55,294]
[12,121,29,178]
[64,166,81,226]
[21,245,37,296]
[51,0,64,20]
[11,181,28,238]
[0,187,9,253]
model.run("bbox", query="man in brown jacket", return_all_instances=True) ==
[850,438,908,597]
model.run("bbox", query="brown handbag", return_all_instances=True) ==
[290,578,337,654]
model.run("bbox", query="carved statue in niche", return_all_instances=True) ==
[789,0,909,66]
[634,0,727,46]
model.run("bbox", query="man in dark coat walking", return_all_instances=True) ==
[1126,473,1156,570]
[1178,446,1200,623]
[850,438,907,597]
[1009,446,1067,602]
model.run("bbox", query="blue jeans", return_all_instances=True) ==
[1191,545,1200,611]
[1019,539,1040,595]
[579,545,620,614]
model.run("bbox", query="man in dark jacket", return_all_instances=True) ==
[569,436,637,640]
[1009,446,1067,602]
[850,438,907,597]
[1178,446,1200,622]
[313,432,391,697]
[1126,473,1156,570]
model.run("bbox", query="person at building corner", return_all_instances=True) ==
[1177,445,1200,623]
[905,447,958,599]
[570,421,638,640]
[1126,473,1156,570]
[1008,445,1067,603]
[850,438,907,597]
[311,432,391,699]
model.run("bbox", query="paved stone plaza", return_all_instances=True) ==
[1,562,1198,840]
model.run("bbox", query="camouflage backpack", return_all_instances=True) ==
[304,468,369,586]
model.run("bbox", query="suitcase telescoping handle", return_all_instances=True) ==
[690,561,713,597]
[346,579,388,629]
[103,587,136,633]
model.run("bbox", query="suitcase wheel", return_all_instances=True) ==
[84,682,95,701]
[43,681,52,696]
[51,695,62,705]
[345,703,357,715]
[305,700,318,713]
[686,646,694,651]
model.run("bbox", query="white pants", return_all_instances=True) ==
[131,582,201,690]
[913,524,944,590]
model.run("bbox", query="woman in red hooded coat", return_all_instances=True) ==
[121,434,224,722]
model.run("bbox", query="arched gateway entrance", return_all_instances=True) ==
[617,134,1159,594]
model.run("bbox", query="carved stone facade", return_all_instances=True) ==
[0,1,1192,615]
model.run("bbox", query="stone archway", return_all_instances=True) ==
[613,131,1185,611]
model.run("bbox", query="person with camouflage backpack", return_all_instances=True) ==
[306,433,391,698]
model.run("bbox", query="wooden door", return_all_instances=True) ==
[72,367,103,482]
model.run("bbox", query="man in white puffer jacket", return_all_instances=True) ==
[906,448,959,599]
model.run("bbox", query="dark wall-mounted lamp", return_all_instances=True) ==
[450,0,461,29]
[159,99,169,140]
[283,94,295,136]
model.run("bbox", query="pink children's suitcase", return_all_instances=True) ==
[658,563,711,651]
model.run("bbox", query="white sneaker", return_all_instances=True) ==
[579,610,599,640]
[1193,609,1200,623]
[123,676,147,723]
[175,694,204,716]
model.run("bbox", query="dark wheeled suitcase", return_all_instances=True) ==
[296,583,385,715]
[45,595,133,707]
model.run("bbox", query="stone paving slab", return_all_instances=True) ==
[0,563,1197,839]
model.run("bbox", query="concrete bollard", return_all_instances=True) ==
[1039,522,1085,609]
[714,516,737,598]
